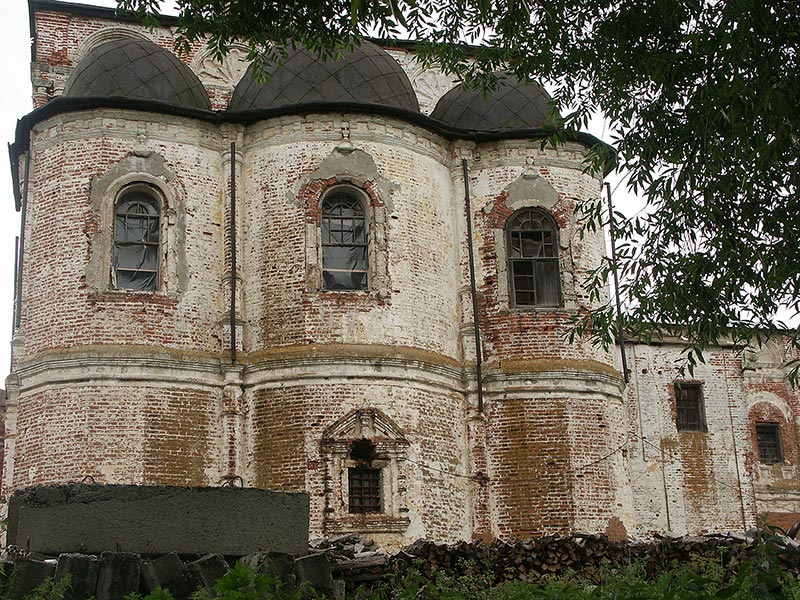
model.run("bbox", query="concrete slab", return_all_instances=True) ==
[186,554,229,596]
[95,552,142,600]
[55,553,100,600]
[7,484,309,556]
[294,554,334,597]
[239,552,296,589]
[142,553,193,600]
[8,559,57,600]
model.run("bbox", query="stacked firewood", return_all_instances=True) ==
[315,532,800,590]
[310,534,388,586]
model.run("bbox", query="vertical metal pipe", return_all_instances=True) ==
[605,182,629,384]
[723,353,748,529]
[11,235,19,368]
[462,159,484,413]
[659,443,672,531]
[15,152,31,330]
[230,141,237,364]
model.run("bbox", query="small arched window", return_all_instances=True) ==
[507,208,560,306]
[322,193,368,290]
[114,187,160,291]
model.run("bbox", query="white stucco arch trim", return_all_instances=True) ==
[87,153,188,295]
[746,391,792,422]
[74,27,155,63]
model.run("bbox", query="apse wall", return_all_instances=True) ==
[461,140,629,538]
[8,109,228,493]
[237,115,472,542]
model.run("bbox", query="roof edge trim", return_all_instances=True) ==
[11,96,614,172]
[29,0,178,25]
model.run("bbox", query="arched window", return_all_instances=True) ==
[507,208,560,306]
[114,187,160,291]
[322,193,367,290]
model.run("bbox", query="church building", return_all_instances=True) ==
[5,0,799,546]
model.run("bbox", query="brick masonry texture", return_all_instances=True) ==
[3,4,799,547]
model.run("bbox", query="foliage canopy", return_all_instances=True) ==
[119,0,800,374]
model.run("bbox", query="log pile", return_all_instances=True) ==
[315,532,800,591]
[310,534,388,587]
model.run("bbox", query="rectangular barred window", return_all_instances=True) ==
[348,467,381,514]
[756,422,783,464]
[675,382,707,432]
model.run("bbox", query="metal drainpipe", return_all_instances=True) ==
[605,182,629,384]
[15,150,31,330]
[723,352,748,530]
[462,159,484,413]
[230,141,237,364]
[12,235,18,339]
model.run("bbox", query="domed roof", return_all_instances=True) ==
[431,75,555,132]
[229,43,419,112]
[63,38,211,110]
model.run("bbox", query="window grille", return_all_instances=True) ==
[507,208,560,306]
[348,467,381,514]
[756,422,783,464]
[322,194,367,290]
[114,189,160,291]
[675,382,706,432]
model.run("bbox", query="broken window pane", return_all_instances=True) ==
[114,189,160,291]
[322,193,367,290]
[507,208,560,306]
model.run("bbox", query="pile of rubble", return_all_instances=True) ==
[310,534,387,587]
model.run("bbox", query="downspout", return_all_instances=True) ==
[12,235,18,347]
[15,151,31,330]
[605,182,629,384]
[462,159,484,413]
[229,141,237,364]
[723,352,748,529]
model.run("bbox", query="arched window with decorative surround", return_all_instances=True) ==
[113,186,161,291]
[507,208,560,306]
[321,192,368,290]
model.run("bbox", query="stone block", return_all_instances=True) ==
[95,552,142,600]
[142,553,192,600]
[186,554,229,596]
[7,559,57,600]
[8,484,309,556]
[294,554,334,597]
[239,552,296,589]
[55,553,100,600]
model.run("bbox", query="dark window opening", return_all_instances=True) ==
[322,194,367,290]
[348,467,381,514]
[350,438,377,462]
[114,189,160,291]
[507,208,560,306]
[756,422,783,464]
[675,382,706,432]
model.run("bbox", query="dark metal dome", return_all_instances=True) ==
[229,43,419,112]
[63,39,211,110]
[431,75,555,132]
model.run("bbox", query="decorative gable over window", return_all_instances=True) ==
[320,408,410,534]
